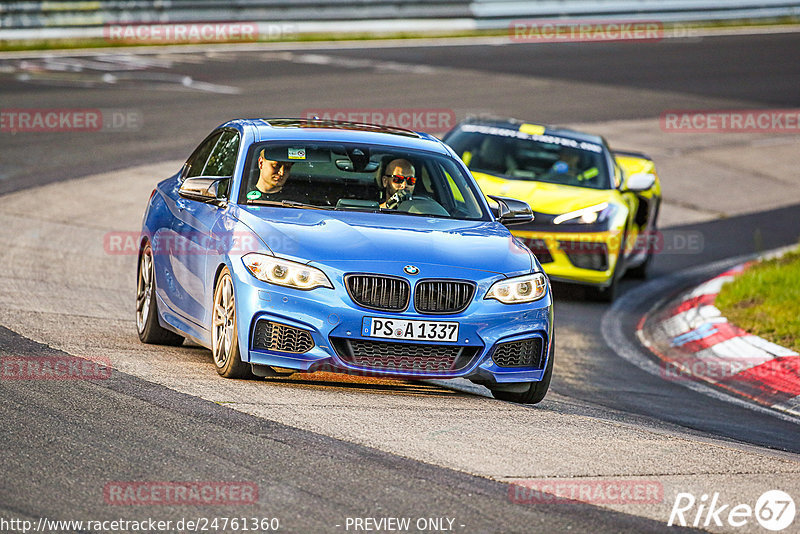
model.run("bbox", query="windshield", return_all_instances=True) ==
[445,125,612,190]
[237,142,488,220]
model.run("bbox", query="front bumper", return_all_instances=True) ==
[230,259,553,384]
[512,229,623,287]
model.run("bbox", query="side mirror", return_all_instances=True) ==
[179,177,228,206]
[488,195,534,226]
[624,172,656,193]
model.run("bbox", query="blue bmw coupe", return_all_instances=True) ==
[136,119,554,403]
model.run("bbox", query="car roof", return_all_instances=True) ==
[453,117,606,146]
[223,118,450,154]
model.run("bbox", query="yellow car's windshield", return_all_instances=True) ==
[445,127,611,190]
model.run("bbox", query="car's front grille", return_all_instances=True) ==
[253,320,314,354]
[345,274,410,312]
[492,338,545,368]
[414,280,475,314]
[330,337,479,374]
[519,237,554,264]
[558,241,608,271]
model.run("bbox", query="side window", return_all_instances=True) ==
[203,130,240,177]
[184,132,222,179]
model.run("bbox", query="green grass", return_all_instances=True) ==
[0,29,509,53]
[716,247,800,352]
[2,17,800,52]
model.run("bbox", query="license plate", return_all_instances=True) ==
[362,317,459,343]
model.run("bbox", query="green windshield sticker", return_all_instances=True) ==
[246,190,262,200]
[579,167,600,180]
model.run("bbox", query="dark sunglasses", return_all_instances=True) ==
[387,174,416,185]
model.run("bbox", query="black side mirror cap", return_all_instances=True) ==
[488,195,534,226]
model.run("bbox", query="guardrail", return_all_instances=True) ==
[473,0,800,26]
[1,0,798,39]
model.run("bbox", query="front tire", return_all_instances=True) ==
[211,268,252,378]
[628,203,659,280]
[489,335,554,404]
[626,250,652,279]
[136,242,185,346]
[586,275,618,302]
[587,238,624,302]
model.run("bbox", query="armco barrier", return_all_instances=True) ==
[1,0,799,39]
[472,0,800,26]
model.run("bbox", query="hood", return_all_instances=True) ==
[232,206,532,276]
[473,171,618,215]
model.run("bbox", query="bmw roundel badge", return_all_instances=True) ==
[404,265,420,275]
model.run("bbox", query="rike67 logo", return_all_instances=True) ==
[668,490,795,531]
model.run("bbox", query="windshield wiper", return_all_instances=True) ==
[247,199,333,210]
[377,209,453,219]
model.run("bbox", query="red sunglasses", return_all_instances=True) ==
[388,174,416,185]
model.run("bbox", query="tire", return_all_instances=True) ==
[136,242,185,346]
[490,335,554,404]
[586,275,618,302]
[211,267,252,379]
[628,203,659,280]
[626,250,652,279]
[587,230,625,302]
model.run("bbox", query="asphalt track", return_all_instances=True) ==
[1,32,800,533]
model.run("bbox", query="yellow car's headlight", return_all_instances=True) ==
[553,202,612,225]
[486,273,547,304]
[242,253,332,290]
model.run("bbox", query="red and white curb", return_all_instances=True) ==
[638,263,800,417]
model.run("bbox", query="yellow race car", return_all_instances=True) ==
[443,118,661,301]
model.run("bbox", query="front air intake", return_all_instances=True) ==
[330,337,479,374]
[253,320,314,354]
[492,338,545,368]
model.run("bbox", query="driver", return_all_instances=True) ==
[245,149,294,201]
[550,150,580,175]
[379,158,416,209]
[549,148,599,182]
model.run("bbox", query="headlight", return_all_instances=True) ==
[242,253,332,290]
[553,202,612,225]
[486,273,547,304]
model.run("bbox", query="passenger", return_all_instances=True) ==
[379,158,416,209]
[245,149,294,201]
